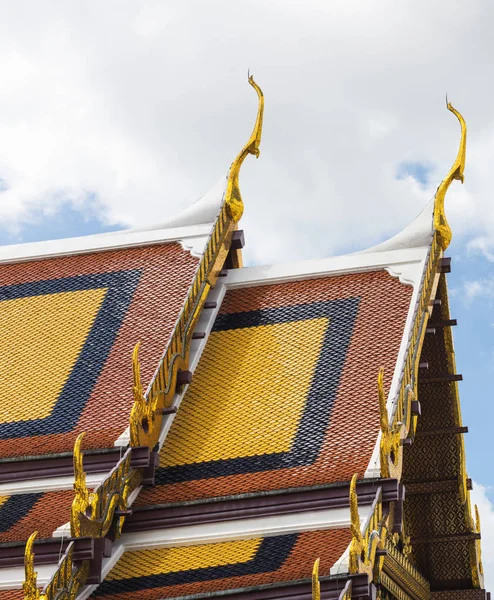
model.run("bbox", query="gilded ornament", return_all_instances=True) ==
[129,341,156,447]
[474,504,484,577]
[225,75,264,222]
[378,368,400,479]
[71,432,96,537]
[349,474,386,578]
[433,101,467,250]
[22,532,90,600]
[23,531,40,599]
[71,432,136,538]
[311,558,320,600]
[383,537,430,600]
[127,78,264,449]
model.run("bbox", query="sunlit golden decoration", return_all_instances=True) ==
[71,432,137,538]
[22,532,90,600]
[382,538,430,600]
[23,531,40,599]
[311,558,320,600]
[348,474,386,578]
[225,75,264,222]
[349,474,362,572]
[71,432,95,537]
[129,77,264,449]
[129,342,155,447]
[433,101,467,251]
[474,505,484,577]
[377,368,400,478]
[387,231,441,483]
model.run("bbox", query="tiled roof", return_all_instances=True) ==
[91,528,351,600]
[137,270,412,506]
[0,591,23,600]
[0,490,73,543]
[0,243,198,458]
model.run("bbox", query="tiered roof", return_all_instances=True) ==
[0,79,488,600]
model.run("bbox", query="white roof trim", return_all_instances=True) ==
[364,245,430,478]
[127,175,227,232]
[0,472,106,497]
[0,223,213,265]
[0,176,228,265]
[223,246,429,290]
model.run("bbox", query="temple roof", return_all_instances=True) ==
[0,82,487,600]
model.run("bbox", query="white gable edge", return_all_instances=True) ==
[223,246,428,289]
[0,223,214,265]
[364,244,430,478]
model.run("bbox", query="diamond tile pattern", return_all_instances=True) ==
[137,270,412,505]
[0,243,198,458]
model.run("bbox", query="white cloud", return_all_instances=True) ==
[367,115,398,140]
[464,280,485,302]
[472,481,494,591]
[455,278,494,304]
[467,237,494,262]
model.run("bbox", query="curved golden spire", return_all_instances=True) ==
[71,432,91,537]
[132,341,143,404]
[23,531,40,598]
[377,368,389,433]
[224,75,264,222]
[349,473,361,542]
[311,558,321,600]
[73,432,88,501]
[434,100,467,250]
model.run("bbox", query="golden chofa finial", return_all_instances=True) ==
[378,368,400,478]
[433,98,467,250]
[311,558,321,600]
[224,74,264,222]
[71,432,93,537]
[23,531,40,599]
[349,472,364,574]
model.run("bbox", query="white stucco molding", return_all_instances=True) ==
[223,246,428,290]
[364,245,430,478]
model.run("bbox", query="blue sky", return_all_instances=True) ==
[449,240,494,498]
[0,198,122,246]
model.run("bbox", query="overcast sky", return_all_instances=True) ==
[0,0,492,589]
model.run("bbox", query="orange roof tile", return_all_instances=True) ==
[0,490,73,543]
